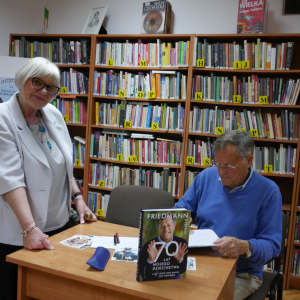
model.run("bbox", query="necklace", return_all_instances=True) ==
[26,110,52,152]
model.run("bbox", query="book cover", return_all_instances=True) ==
[237,0,268,34]
[136,208,190,282]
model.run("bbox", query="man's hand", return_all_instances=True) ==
[173,242,188,263]
[213,236,248,258]
[147,240,162,262]
[23,227,54,250]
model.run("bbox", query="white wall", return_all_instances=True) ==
[1,0,300,56]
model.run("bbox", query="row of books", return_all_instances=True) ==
[186,139,213,165]
[95,40,189,67]
[192,74,300,105]
[93,71,187,99]
[189,107,299,140]
[291,246,300,276]
[90,131,182,165]
[193,38,294,70]
[11,37,90,64]
[75,178,84,195]
[87,192,110,217]
[72,137,85,167]
[95,101,185,132]
[88,163,180,197]
[184,170,201,192]
[294,214,300,243]
[263,257,285,274]
[61,69,89,94]
[51,98,87,124]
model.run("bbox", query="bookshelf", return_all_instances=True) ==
[8,33,300,290]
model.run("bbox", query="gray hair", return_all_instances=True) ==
[15,57,60,91]
[213,130,254,157]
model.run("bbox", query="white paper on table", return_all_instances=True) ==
[91,236,139,249]
[188,229,219,248]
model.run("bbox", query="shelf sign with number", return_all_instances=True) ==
[137,91,144,99]
[63,115,69,123]
[238,128,246,131]
[195,92,203,101]
[216,127,224,135]
[242,60,250,69]
[119,90,125,97]
[151,122,159,130]
[203,158,211,166]
[61,87,67,94]
[233,95,241,103]
[140,60,147,67]
[128,155,138,163]
[186,156,194,164]
[233,61,242,69]
[264,165,273,173]
[196,59,205,68]
[124,120,132,128]
[148,91,156,99]
[117,154,123,161]
[259,96,268,104]
[250,129,258,137]
[98,180,105,187]
[107,59,114,66]
[97,209,104,217]
[75,159,80,166]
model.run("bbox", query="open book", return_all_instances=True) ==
[188,229,219,248]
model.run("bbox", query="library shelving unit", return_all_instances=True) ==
[9,34,94,202]
[186,34,300,290]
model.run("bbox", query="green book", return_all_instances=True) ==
[75,102,79,123]
[90,134,94,157]
[216,77,220,102]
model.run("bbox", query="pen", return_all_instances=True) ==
[114,234,117,245]
[116,233,120,244]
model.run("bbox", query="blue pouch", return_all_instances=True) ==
[86,247,110,271]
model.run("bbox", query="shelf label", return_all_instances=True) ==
[119,90,125,97]
[151,122,159,130]
[238,128,246,131]
[186,156,194,164]
[148,91,156,99]
[195,92,203,101]
[233,61,242,69]
[61,87,67,94]
[259,96,268,104]
[140,60,147,67]
[98,180,105,187]
[249,129,258,137]
[107,59,114,66]
[63,115,69,122]
[216,127,224,135]
[242,60,250,69]
[117,154,123,161]
[264,165,273,173]
[203,158,211,166]
[137,91,144,99]
[124,120,132,128]
[196,59,205,68]
[75,159,80,166]
[128,155,138,163]
[96,209,104,217]
[233,95,241,103]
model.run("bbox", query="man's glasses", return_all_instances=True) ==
[211,156,249,171]
[32,77,60,96]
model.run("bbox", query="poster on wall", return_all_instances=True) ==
[0,77,19,103]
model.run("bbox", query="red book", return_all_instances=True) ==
[97,74,100,94]
[272,114,278,138]
[146,43,149,66]
[146,171,150,187]
[263,113,270,136]
[164,141,167,164]
[197,140,201,165]
[138,39,141,66]
[88,164,92,184]
[237,79,242,95]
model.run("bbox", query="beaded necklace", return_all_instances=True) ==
[26,110,52,152]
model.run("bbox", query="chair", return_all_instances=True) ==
[105,186,175,228]
[244,211,286,300]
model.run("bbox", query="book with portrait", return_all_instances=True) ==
[136,208,190,282]
[141,0,172,34]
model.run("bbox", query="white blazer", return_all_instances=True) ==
[0,93,73,245]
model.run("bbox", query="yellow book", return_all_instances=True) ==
[257,38,261,70]
[186,41,190,66]
[95,102,99,125]
[235,111,240,129]
[30,43,33,58]
[156,74,161,98]
[66,101,69,122]
[49,43,52,62]
[151,73,156,93]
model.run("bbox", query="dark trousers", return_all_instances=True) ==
[0,223,69,300]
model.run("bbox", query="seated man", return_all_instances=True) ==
[175,130,282,300]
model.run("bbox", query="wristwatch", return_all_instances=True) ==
[72,192,82,201]
[244,241,253,258]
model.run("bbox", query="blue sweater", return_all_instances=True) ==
[175,167,282,279]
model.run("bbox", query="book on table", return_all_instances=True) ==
[136,208,190,282]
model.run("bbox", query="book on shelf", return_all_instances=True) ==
[141,0,172,35]
[72,138,85,166]
[290,246,300,276]
[237,0,268,34]
[294,214,300,243]
[285,211,291,242]
[87,191,110,217]
[74,136,86,144]
[75,178,84,194]
[61,69,89,94]
[136,208,190,282]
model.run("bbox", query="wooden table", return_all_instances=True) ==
[7,222,237,300]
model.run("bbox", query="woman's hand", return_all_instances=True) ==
[74,196,97,223]
[23,227,54,250]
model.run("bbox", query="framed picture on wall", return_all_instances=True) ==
[81,5,108,34]
[282,0,300,14]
